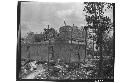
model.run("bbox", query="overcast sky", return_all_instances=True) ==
[21,2,113,37]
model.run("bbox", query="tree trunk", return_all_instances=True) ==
[84,28,87,63]
[98,33,103,79]
[98,7,104,79]
[93,35,94,56]
[78,41,80,67]
[26,45,30,61]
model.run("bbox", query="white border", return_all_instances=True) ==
[0,0,125,83]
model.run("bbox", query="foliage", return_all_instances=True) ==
[58,25,84,42]
[84,2,114,78]
[43,28,58,41]
[59,25,72,41]
[20,2,114,80]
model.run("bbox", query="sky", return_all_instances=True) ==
[20,2,113,38]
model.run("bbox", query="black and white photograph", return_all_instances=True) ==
[16,1,115,82]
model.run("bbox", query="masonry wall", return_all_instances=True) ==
[21,43,85,63]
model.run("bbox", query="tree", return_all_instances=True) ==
[59,25,72,42]
[84,2,114,78]
[26,32,35,44]
[43,25,58,41]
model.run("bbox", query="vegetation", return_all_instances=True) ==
[83,2,114,79]
[20,2,114,81]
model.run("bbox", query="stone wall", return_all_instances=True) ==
[21,43,85,63]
